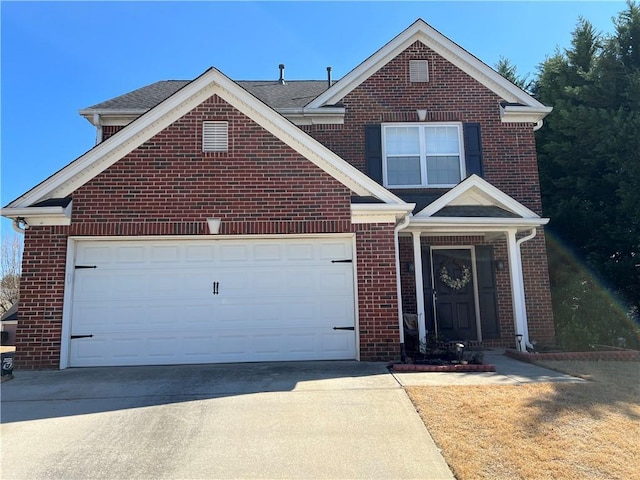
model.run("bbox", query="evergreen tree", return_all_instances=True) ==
[534,1,640,347]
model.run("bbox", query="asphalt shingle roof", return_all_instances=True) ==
[83,79,333,112]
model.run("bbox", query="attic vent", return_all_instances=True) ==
[202,121,228,152]
[409,60,429,83]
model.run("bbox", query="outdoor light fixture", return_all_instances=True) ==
[207,218,222,234]
[416,109,428,121]
[495,259,505,272]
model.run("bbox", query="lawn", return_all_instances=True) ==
[405,360,640,480]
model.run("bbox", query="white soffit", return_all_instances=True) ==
[6,68,405,209]
[307,19,549,113]
[416,174,541,219]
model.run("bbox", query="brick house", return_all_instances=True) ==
[2,19,554,369]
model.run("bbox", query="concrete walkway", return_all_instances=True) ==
[393,349,586,386]
[1,361,454,480]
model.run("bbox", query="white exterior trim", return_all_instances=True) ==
[1,203,73,226]
[381,122,466,189]
[306,19,551,120]
[6,68,406,209]
[351,203,415,224]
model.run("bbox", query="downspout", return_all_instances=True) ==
[394,213,411,358]
[533,120,544,132]
[515,228,537,350]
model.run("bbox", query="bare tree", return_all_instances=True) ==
[1,233,22,315]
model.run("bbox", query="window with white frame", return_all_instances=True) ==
[382,123,465,188]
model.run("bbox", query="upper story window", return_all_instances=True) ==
[382,123,465,188]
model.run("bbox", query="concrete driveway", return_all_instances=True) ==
[1,361,453,480]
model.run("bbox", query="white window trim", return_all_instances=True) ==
[382,122,466,189]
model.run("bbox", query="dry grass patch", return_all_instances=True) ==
[406,361,640,480]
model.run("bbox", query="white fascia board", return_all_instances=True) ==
[8,67,404,209]
[500,105,553,123]
[351,203,415,224]
[276,107,345,126]
[79,109,148,126]
[407,217,549,234]
[307,19,549,111]
[417,174,541,219]
[1,203,73,226]
[81,107,346,127]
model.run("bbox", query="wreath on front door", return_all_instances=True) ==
[438,261,472,290]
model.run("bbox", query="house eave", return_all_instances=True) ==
[500,105,553,124]
[81,107,346,127]
[406,216,549,234]
[276,107,345,126]
[1,203,73,226]
[351,203,415,224]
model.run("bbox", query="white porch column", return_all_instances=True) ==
[412,231,427,346]
[506,228,529,351]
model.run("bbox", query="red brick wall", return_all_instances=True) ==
[15,226,69,369]
[354,223,401,361]
[74,95,352,225]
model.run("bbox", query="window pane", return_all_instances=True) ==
[426,156,461,185]
[387,156,421,186]
[386,127,420,155]
[425,126,459,154]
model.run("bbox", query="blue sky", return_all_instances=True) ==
[0,1,626,234]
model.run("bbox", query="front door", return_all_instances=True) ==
[431,249,478,341]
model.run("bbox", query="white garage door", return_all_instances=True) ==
[68,237,356,367]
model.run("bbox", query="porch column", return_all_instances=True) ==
[412,231,427,346]
[506,228,529,351]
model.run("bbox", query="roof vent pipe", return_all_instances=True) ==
[278,64,286,85]
[327,66,332,88]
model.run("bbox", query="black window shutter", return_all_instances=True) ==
[365,124,383,184]
[476,245,500,339]
[463,123,484,177]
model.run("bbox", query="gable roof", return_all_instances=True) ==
[416,175,541,219]
[408,175,549,232]
[306,19,552,123]
[3,68,406,211]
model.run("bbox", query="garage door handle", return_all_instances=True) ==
[333,326,355,331]
[71,334,94,339]
[212,281,219,295]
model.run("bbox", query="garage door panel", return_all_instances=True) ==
[70,237,356,367]
[115,246,146,264]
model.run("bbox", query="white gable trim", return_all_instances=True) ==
[307,19,550,117]
[7,68,405,209]
[416,174,541,219]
